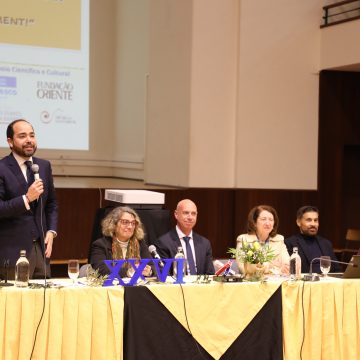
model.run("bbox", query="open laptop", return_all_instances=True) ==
[329,255,360,279]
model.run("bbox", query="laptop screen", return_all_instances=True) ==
[343,255,360,278]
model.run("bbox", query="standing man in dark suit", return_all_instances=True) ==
[154,199,215,275]
[0,119,58,279]
[285,206,340,273]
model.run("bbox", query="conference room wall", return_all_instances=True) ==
[145,0,324,189]
[145,0,238,188]
[321,18,360,71]
[112,0,149,179]
[234,0,322,189]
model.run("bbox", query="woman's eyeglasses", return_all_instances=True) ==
[119,219,138,227]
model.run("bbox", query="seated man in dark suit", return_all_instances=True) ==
[154,199,215,275]
[285,206,341,273]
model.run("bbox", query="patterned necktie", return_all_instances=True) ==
[25,160,34,187]
[183,236,197,275]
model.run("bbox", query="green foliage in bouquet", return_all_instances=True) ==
[228,239,276,264]
[85,266,108,287]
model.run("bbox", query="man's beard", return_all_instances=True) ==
[302,228,318,237]
[12,143,37,158]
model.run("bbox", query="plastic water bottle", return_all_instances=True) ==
[173,246,186,276]
[290,247,301,280]
[15,250,30,287]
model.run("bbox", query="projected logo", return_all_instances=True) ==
[40,110,51,123]
[40,108,75,124]
[0,76,17,96]
[36,81,74,101]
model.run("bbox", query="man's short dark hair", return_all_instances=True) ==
[296,206,319,220]
[6,119,31,139]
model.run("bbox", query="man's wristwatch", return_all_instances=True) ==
[48,230,57,238]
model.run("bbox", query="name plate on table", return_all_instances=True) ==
[102,258,186,286]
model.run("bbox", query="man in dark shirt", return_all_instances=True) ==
[285,206,341,273]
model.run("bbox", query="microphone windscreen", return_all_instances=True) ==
[148,245,156,253]
[31,163,39,173]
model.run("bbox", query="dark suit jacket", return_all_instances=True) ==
[285,233,341,273]
[89,236,153,277]
[0,153,58,266]
[154,228,215,275]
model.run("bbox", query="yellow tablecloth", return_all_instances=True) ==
[1,278,360,360]
[282,278,360,360]
[0,285,124,360]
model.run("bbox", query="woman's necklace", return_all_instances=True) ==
[256,233,270,245]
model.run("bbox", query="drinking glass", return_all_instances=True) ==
[68,259,80,284]
[270,258,283,278]
[320,256,331,278]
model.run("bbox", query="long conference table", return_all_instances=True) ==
[0,277,359,360]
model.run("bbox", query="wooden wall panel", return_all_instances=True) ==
[53,189,102,260]
[318,71,360,248]
[53,188,319,263]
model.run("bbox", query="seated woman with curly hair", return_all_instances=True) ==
[89,206,153,278]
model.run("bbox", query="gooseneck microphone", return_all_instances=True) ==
[31,163,40,180]
[304,257,358,281]
[148,245,165,268]
[0,259,14,287]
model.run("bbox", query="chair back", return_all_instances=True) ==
[346,229,360,242]
[342,229,360,262]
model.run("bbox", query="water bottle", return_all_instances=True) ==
[290,247,301,280]
[173,246,187,276]
[15,250,30,287]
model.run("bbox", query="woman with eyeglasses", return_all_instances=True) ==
[89,206,153,277]
[236,205,290,276]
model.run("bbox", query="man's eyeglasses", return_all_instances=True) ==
[119,219,138,227]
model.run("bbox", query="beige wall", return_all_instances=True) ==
[146,0,322,189]
[146,0,238,187]
[188,0,238,187]
[145,0,193,186]
[113,0,149,179]
[321,19,360,70]
[235,0,322,189]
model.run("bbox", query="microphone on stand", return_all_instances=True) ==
[0,259,14,287]
[303,257,358,281]
[31,163,40,180]
[148,245,165,268]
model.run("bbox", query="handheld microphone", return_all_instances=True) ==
[304,257,357,281]
[148,245,165,268]
[31,163,40,180]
